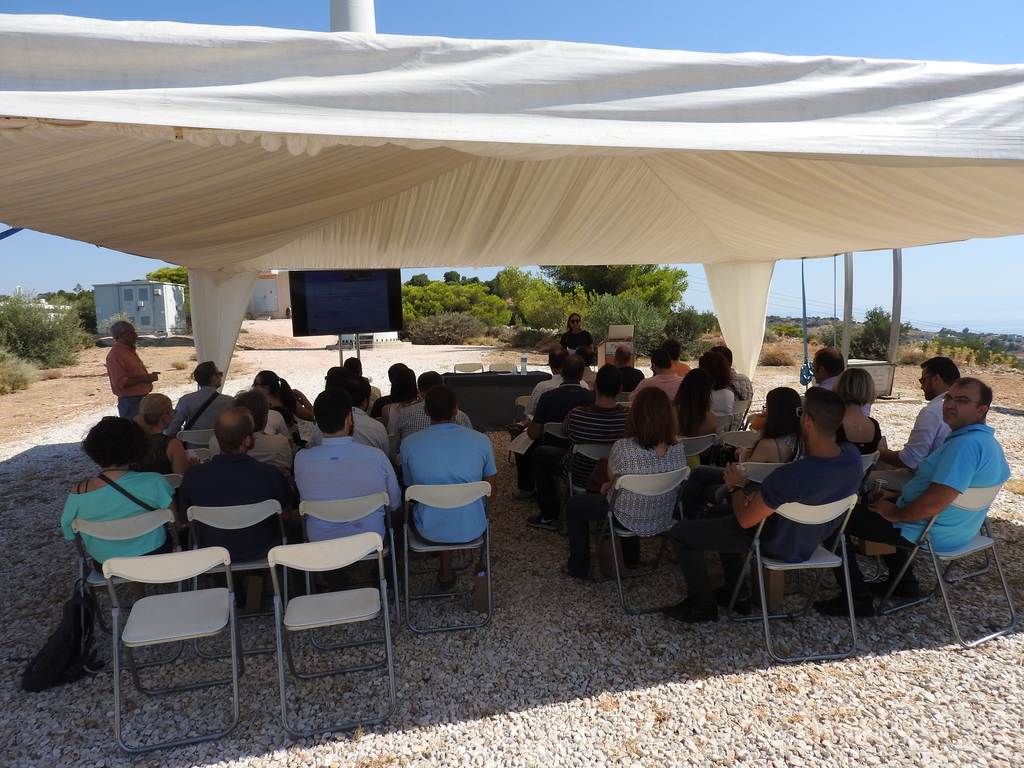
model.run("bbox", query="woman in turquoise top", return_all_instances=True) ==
[61,417,175,566]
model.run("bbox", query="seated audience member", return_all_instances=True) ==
[342,356,382,408]
[516,355,595,498]
[675,368,718,440]
[178,407,294,563]
[678,386,802,519]
[390,370,473,460]
[345,376,390,453]
[369,362,411,419]
[663,338,692,378]
[525,350,570,419]
[564,388,687,579]
[698,350,735,418]
[529,365,627,530]
[835,368,881,455]
[210,389,294,477]
[133,393,188,475]
[253,369,314,427]
[630,348,682,402]
[664,387,863,622]
[165,361,234,437]
[61,417,175,567]
[381,366,419,429]
[402,386,497,587]
[613,345,645,393]
[812,347,845,391]
[817,376,1010,615]
[295,388,400,542]
[877,356,959,470]
[710,344,753,405]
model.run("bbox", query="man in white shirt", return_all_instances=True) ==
[877,356,960,470]
[526,350,570,418]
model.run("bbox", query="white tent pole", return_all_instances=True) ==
[704,260,776,381]
[330,0,377,33]
[841,252,854,360]
[888,247,903,364]
[187,269,257,382]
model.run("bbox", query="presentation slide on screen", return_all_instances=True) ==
[301,271,392,334]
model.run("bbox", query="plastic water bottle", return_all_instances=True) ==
[519,354,528,374]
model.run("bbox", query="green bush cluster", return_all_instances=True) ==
[583,294,668,356]
[407,312,487,344]
[0,295,91,368]
[665,305,719,358]
[0,347,38,394]
[402,281,510,328]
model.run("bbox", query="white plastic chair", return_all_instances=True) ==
[102,546,240,753]
[489,363,516,373]
[731,399,753,430]
[678,433,716,458]
[738,461,786,484]
[715,414,733,435]
[299,493,400,626]
[726,494,860,663]
[861,451,880,474]
[605,468,689,614]
[720,430,760,451]
[268,533,397,736]
[453,362,484,373]
[177,428,214,448]
[186,447,211,463]
[568,443,613,496]
[513,394,530,421]
[877,484,1015,648]
[404,482,492,633]
[163,473,183,489]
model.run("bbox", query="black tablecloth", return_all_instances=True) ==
[442,371,552,431]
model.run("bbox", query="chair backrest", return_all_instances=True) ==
[72,508,175,541]
[678,433,715,457]
[489,363,516,373]
[187,499,282,529]
[861,451,880,473]
[614,467,689,496]
[954,484,1004,512]
[454,362,484,373]
[721,430,759,450]
[739,461,786,483]
[543,421,565,439]
[268,532,382,573]
[163,473,183,489]
[715,414,732,434]
[299,493,389,524]
[732,398,751,417]
[774,494,859,526]
[187,447,211,463]
[572,443,613,462]
[406,481,491,508]
[177,428,214,447]
[103,546,230,584]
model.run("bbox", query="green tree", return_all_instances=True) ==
[850,307,913,360]
[583,293,668,355]
[539,265,688,310]
[665,305,719,356]
[405,273,431,287]
[0,295,91,367]
[443,270,461,284]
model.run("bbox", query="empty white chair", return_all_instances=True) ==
[678,433,716,458]
[489,362,516,373]
[268,533,397,736]
[877,484,1015,648]
[731,399,753,430]
[177,428,214,448]
[726,494,859,663]
[605,468,689,614]
[102,546,241,752]
[453,362,484,373]
[404,482,493,633]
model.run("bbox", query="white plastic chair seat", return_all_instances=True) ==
[86,569,109,588]
[407,526,484,553]
[612,521,639,537]
[283,588,381,631]
[930,534,994,560]
[761,546,842,571]
[121,588,229,647]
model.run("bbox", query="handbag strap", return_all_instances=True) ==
[97,473,158,512]
[182,390,220,431]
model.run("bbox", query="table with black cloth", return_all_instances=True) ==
[442,371,551,431]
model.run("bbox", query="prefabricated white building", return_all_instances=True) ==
[94,280,187,335]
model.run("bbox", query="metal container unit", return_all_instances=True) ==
[94,280,187,335]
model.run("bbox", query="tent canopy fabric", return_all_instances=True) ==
[2,15,1024,375]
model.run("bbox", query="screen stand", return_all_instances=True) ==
[354,333,361,360]
[338,335,344,368]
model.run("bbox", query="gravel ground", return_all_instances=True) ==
[2,346,1023,767]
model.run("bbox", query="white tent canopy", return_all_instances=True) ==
[2,15,1024,376]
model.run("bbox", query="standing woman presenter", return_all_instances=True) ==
[560,313,595,365]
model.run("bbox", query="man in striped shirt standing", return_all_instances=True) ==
[528,365,628,530]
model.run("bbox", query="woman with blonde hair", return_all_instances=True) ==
[835,367,882,455]
[133,393,188,475]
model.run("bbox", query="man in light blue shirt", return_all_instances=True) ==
[818,376,1009,616]
[402,385,496,586]
[295,388,401,543]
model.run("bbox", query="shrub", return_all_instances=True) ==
[583,293,667,355]
[768,323,803,339]
[849,307,911,360]
[407,312,486,345]
[510,327,555,350]
[897,347,926,365]
[759,344,796,366]
[39,368,64,380]
[664,305,719,357]
[0,296,91,368]
[0,348,38,394]
[98,311,131,336]
[171,360,189,370]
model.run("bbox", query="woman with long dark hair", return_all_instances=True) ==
[698,350,735,418]
[381,365,418,429]
[253,370,313,424]
[674,368,717,438]
[737,387,801,463]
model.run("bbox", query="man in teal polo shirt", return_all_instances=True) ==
[818,376,1010,616]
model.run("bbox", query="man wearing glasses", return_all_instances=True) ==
[876,356,959,471]
[817,376,1010,615]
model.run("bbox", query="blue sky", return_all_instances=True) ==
[2,1,1022,333]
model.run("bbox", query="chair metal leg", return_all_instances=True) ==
[877,543,936,616]
[931,543,1017,649]
[405,531,492,634]
[610,530,674,615]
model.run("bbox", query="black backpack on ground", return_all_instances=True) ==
[21,579,102,692]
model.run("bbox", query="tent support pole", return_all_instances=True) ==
[841,252,854,361]
[888,248,903,364]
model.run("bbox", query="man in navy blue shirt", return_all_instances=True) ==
[664,387,863,623]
